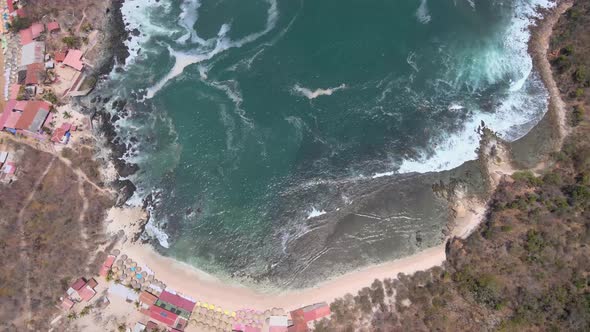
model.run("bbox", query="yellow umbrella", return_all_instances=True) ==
[202,302,208,308]
[231,312,236,317]
[209,304,215,310]
[224,310,230,316]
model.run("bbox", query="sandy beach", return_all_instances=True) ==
[106,192,484,313]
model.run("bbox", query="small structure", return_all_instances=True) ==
[6,0,15,14]
[61,297,75,311]
[133,322,146,332]
[51,122,71,144]
[30,23,44,38]
[139,291,158,310]
[19,28,32,46]
[25,63,45,85]
[20,41,45,66]
[99,254,117,277]
[54,51,66,63]
[13,100,51,134]
[143,289,196,331]
[63,49,84,71]
[145,321,160,331]
[269,316,289,332]
[47,21,60,33]
[288,302,331,332]
[66,277,97,303]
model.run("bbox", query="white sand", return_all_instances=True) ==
[108,198,485,313]
[122,241,448,312]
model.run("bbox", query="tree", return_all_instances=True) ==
[8,17,31,33]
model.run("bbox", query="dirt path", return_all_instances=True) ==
[17,156,56,327]
[529,0,575,147]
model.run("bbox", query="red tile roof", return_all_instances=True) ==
[6,0,14,13]
[158,290,196,313]
[61,297,74,310]
[71,278,86,291]
[148,305,178,327]
[63,49,84,71]
[25,63,44,85]
[99,255,116,276]
[0,100,19,129]
[302,303,330,322]
[104,255,116,268]
[86,278,98,289]
[14,100,27,111]
[139,291,158,306]
[19,28,33,46]
[9,84,20,100]
[16,8,25,17]
[14,101,51,132]
[47,22,60,32]
[31,23,44,39]
[78,285,96,302]
[55,51,66,62]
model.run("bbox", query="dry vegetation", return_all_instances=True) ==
[314,1,590,331]
[0,140,113,330]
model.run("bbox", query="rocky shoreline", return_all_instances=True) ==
[79,0,140,206]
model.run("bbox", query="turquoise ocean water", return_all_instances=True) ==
[98,0,553,287]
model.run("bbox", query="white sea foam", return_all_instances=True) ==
[292,84,347,99]
[307,207,327,219]
[120,0,174,68]
[145,0,279,99]
[177,0,208,44]
[416,0,432,24]
[387,0,556,176]
[407,52,420,72]
[145,218,170,248]
[448,103,464,111]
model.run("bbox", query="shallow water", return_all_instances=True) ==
[98,0,553,287]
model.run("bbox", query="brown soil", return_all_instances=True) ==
[0,138,114,330]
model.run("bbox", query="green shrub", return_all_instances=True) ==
[575,88,584,99]
[8,16,31,33]
[572,105,584,126]
[512,171,542,187]
[574,66,586,83]
[62,36,81,48]
[542,172,562,186]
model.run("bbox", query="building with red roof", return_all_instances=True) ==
[15,8,25,17]
[99,254,117,276]
[158,290,196,313]
[30,23,44,39]
[0,100,20,131]
[13,100,51,133]
[6,0,14,13]
[54,51,66,62]
[78,284,96,302]
[63,49,84,71]
[9,84,21,100]
[148,305,179,327]
[61,297,74,311]
[25,63,44,85]
[51,122,71,143]
[19,28,33,46]
[47,22,60,33]
[288,302,331,332]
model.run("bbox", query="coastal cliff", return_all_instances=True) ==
[314,0,590,330]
